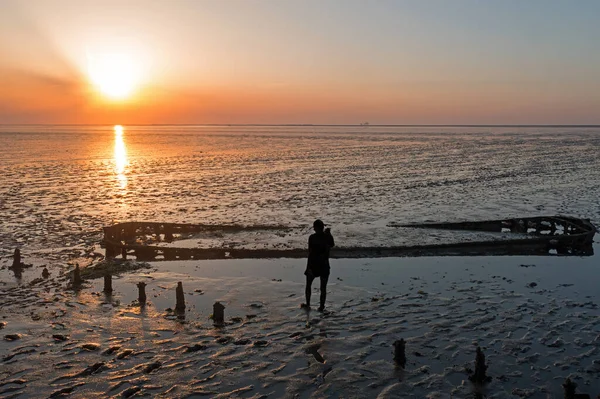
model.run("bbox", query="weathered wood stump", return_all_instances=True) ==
[175,282,186,312]
[103,274,113,294]
[137,282,147,306]
[469,346,491,384]
[213,302,225,325]
[393,339,406,368]
[12,248,21,268]
[72,264,82,288]
[563,378,576,399]
[562,378,592,399]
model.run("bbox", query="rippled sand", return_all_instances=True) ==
[2,255,599,398]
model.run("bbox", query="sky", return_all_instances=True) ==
[0,0,599,125]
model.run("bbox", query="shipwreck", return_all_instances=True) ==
[102,216,596,261]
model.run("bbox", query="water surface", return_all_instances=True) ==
[1,125,598,260]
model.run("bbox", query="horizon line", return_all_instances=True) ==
[1,123,600,128]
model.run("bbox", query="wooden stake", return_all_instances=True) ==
[103,274,113,294]
[175,282,186,312]
[73,264,82,287]
[137,282,147,306]
[12,248,21,268]
[213,302,225,325]
[393,339,406,368]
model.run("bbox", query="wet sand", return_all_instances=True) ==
[2,126,600,262]
[2,251,599,398]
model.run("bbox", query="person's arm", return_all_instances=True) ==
[305,235,314,276]
[325,229,335,247]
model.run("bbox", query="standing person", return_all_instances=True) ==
[302,219,335,311]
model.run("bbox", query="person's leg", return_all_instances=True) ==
[319,274,329,310]
[304,274,315,308]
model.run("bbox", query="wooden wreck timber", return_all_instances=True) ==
[391,215,595,236]
[102,216,596,261]
[391,215,596,256]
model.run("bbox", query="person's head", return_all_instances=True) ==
[313,219,325,232]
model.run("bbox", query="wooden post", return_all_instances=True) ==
[393,339,406,368]
[105,243,115,259]
[12,248,21,268]
[137,282,147,306]
[469,346,491,384]
[562,378,576,399]
[213,302,225,325]
[175,282,186,312]
[103,274,113,294]
[73,264,82,287]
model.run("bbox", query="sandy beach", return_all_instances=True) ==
[2,249,599,398]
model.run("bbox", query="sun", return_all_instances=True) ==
[87,52,138,100]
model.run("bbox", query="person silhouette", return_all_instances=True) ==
[302,219,335,311]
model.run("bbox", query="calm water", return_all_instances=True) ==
[0,125,599,261]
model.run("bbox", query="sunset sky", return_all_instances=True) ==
[1,0,599,125]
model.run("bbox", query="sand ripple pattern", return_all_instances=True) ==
[1,258,599,398]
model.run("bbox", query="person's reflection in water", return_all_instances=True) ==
[302,219,335,312]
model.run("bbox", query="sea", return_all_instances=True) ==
[0,125,599,263]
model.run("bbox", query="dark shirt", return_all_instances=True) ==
[307,231,335,276]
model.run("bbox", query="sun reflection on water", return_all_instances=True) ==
[114,125,128,189]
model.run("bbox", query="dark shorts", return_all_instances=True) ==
[305,267,330,278]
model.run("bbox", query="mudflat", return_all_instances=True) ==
[2,255,599,398]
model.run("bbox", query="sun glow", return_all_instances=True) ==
[88,53,139,99]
